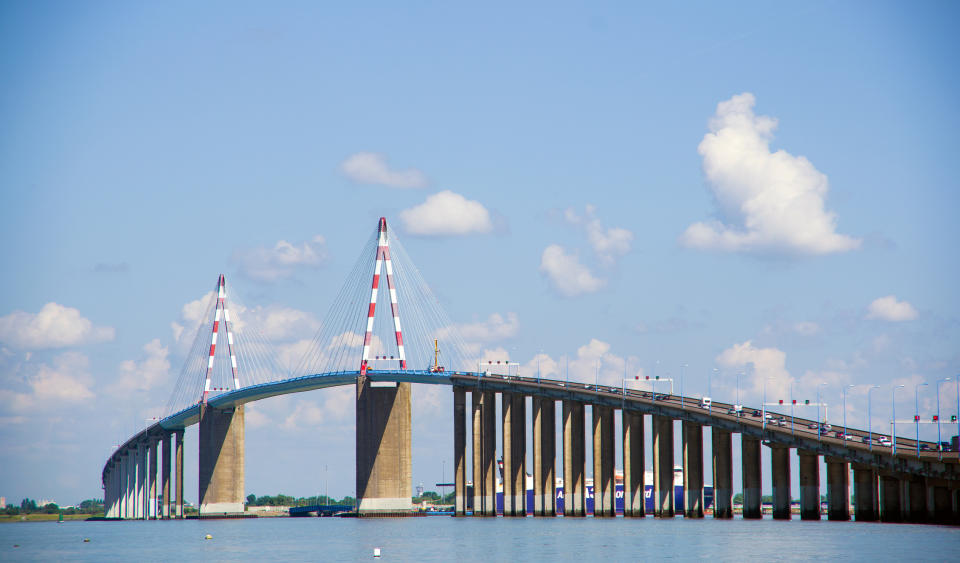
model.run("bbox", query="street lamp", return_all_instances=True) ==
[892,385,904,455]
[868,385,880,452]
[936,378,951,460]
[915,382,929,459]
[710,368,718,415]
[842,384,855,441]
[595,360,600,392]
[817,382,827,445]
[736,372,743,407]
[790,381,795,435]
[680,363,688,409]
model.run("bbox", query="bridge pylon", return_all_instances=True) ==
[356,217,413,514]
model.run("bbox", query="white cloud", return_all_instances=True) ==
[516,339,643,388]
[341,152,428,188]
[539,244,605,296]
[793,321,820,336]
[866,295,918,322]
[680,92,860,255]
[115,339,171,394]
[716,340,794,402]
[0,352,95,411]
[232,235,328,282]
[0,303,114,349]
[398,191,493,236]
[565,205,633,265]
[436,312,519,354]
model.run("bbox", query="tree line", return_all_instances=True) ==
[3,498,103,516]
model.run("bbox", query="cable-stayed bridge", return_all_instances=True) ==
[101,218,960,524]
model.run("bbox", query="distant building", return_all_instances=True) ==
[0,496,6,509]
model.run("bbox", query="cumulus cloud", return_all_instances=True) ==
[564,205,634,265]
[539,245,605,296]
[232,235,328,282]
[0,303,114,349]
[515,339,643,387]
[340,152,428,189]
[680,93,860,255]
[0,352,95,411]
[716,340,794,402]
[398,191,493,236]
[436,312,519,354]
[115,339,171,394]
[866,295,918,322]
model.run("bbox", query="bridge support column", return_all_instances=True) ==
[137,442,146,519]
[711,429,733,518]
[199,404,246,515]
[562,400,586,516]
[482,391,496,516]
[770,445,791,520]
[533,397,555,516]
[355,378,411,515]
[161,433,171,519]
[622,410,644,517]
[652,415,675,518]
[453,388,466,516]
[879,473,903,523]
[741,436,762,519]
[798,451,820,520]
[931,481,953,524]
[682,421,703,518]
[502,393,526,516]
[175,429,184,518]
[904,474,926,523]
[852,463,878,522]
[148,438,158,519]
[121,452,129,518]
[471,390,484,515]
[592,406,615,517]
[826,457,849,520]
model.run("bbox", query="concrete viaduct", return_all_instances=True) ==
[101,369,960,524]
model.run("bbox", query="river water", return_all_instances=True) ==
[0,516,956,561]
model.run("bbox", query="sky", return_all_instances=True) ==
[1,1,958,506]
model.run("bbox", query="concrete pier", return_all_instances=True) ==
[770,445,791,520]
[502,393,526,516]
[355,378,412,514]
[711,429,733,518]
[471,390,484,515]
[879,474,903,523]
[622,410,644,517]
[161,433,171,519]
[592,406,615,517]
[199,404,246,515]
[904,475,926,523]
[453,388,466,516]
[682,421,704,518]
[482,391,496,516]
[533,397,556,517]
[652,415,675,518]
[931,483,953,524]
[175,429,184,519]
[826,457,849,521]
[562,400,586,516]
[852,463,879,522]
[798,451,820,520]
[148,439,158,519]
[137,442,145,519]
[741,436,762,519]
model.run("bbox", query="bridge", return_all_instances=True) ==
[100,217,960,524]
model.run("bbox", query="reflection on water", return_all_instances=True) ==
[0,516,956,562]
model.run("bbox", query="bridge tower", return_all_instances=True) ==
[356,217,413,514]
[197,274,246,516]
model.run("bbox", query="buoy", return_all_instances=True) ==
[205,534,213,540]
[373,547,381,558]
[13,544,20,548]
[83,538,91,543]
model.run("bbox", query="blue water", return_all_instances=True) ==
[0,516,956,561]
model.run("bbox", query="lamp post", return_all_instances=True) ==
[736,372,743,408]
[710,368,717,415]
[595,360,600,392]
[915,382,928,459]
[680,363,687,409]
[868,385,880,452]
[892,384,904,455]
[790,381,795,435]
[936,377,951,460]
[842,384,855,441]
[817,382,827,445]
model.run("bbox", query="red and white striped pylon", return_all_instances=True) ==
[360,217,406,375]
[201,274,240,404]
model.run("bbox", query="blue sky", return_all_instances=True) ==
[1,1,958,505]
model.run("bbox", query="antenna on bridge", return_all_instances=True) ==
[360,217,406,375]
[202,274,239,404]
